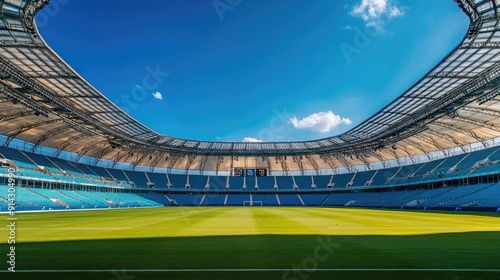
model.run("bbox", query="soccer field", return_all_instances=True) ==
[1,207,500,280]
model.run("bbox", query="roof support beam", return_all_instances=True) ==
[93,146,115,166]
[198,154,208,175]
[461,106,500,117]
[149,153,165,172]
[0,42,46,49]
[0,110,34,123]
[305,155,320,175]
[0,60,152,148]
[264,157,272,176]
[412,134,448,156]
[30,126,71,153]
[215,156,224,175]
[0,80,49,117]
[76,140,107,162]
[23,0,50,35]
[388,149,403,166]
[184,155,197,174]
[166,154,182,173]
[455,0,480,21]
[432,121,487,144]
[336,156,356,173]
[85,110,122,116]
[452,115,500,132]
[133,153,148,169]
[277,156,289,176]
[111,152,130,168]
[5,119,62,146]
[370,151,390,168]
[397,144,417,164]
[426,74,474,79]
[292,156,305,176]
[460,42,500,49]
[319,154,339,173]
[108,121,137,128]
[425,129,465,151]
[30,73,78,79]
[54,135,89,157]
[400,139,431,160]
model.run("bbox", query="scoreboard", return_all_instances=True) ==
[234,168,267,176]
[234,167,244,176]
[257,168,267,176]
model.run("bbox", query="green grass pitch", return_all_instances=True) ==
[1,207,500,280]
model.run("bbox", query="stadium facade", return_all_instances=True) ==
[0,0,499,175]
[0,0,499,211]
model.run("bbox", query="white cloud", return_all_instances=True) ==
[242,137,263,143]
[289,111,352,133]
[152,92,163,100]
[389,6,403,18]
[349,0,404,30]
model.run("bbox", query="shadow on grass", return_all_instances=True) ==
[2,231,500,280]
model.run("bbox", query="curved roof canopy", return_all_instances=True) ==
[0,0,499,173]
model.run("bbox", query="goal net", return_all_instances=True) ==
[243,201,262,206]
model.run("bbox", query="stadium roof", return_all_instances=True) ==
[0,0,499,174]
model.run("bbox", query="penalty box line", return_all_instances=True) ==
[4,268,500,273]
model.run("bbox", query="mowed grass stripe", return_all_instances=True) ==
[1,207,500,280]
[175,207,261,236]
[3,207,500,243]
[263,207,377,234]
[292,207,500,234]
[8,232,500,269]
[5,268,500,272]
[11,207,229,241]
[251,207,321,235]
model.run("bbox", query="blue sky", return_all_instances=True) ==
[35,0,469,142]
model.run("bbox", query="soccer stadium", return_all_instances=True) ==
[1,0,500,279]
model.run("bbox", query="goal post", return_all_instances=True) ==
[243,201,262,206]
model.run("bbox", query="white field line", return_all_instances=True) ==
[4,268,500,273]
